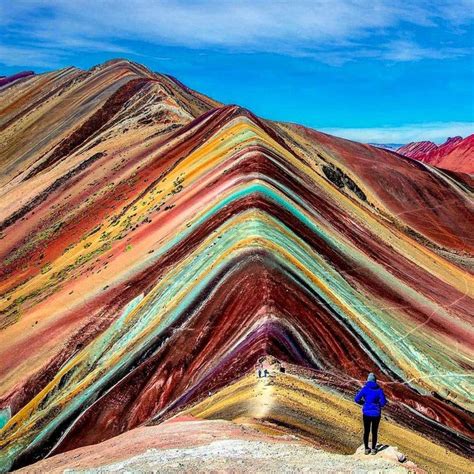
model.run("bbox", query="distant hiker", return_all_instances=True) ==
[354,373,387,455]
[258,368,262,378]
[263,369,269,377]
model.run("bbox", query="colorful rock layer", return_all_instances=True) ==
[0,71,35,89]
[397,135,474,174]
[0,59,472,473]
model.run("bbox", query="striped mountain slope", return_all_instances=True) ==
[0,60,472,473]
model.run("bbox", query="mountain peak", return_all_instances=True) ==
[397,134,473,173]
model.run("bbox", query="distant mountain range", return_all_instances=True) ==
[368,143,404,151]
[368,137,473,174]
[396,136,474,174]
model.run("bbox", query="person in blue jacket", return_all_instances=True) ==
[354,373,387,455]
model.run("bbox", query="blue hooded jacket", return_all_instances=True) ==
[354,380,387,416]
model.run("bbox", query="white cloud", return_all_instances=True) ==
[321,122,474,144]
[382,39,469,61]
[0,45,65,68]
[12,0,402,48]
[0,0,472,68]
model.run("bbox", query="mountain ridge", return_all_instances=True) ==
[397,135,474,173]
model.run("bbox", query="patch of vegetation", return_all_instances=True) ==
[322,164,366,201]
[41,263,52,274]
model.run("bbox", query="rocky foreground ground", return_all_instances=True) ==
[17,417,422,473]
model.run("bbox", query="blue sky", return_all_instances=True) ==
[1,0,473,143]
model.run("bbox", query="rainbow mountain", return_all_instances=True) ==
[0,59,472,472]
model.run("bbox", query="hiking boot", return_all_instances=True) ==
[364,448,371,455]
[371,449,377,455]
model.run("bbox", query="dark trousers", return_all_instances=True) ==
[363,415,381,449]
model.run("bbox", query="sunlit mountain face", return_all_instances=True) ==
[0,60,472,473]
[397,136,474,173]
